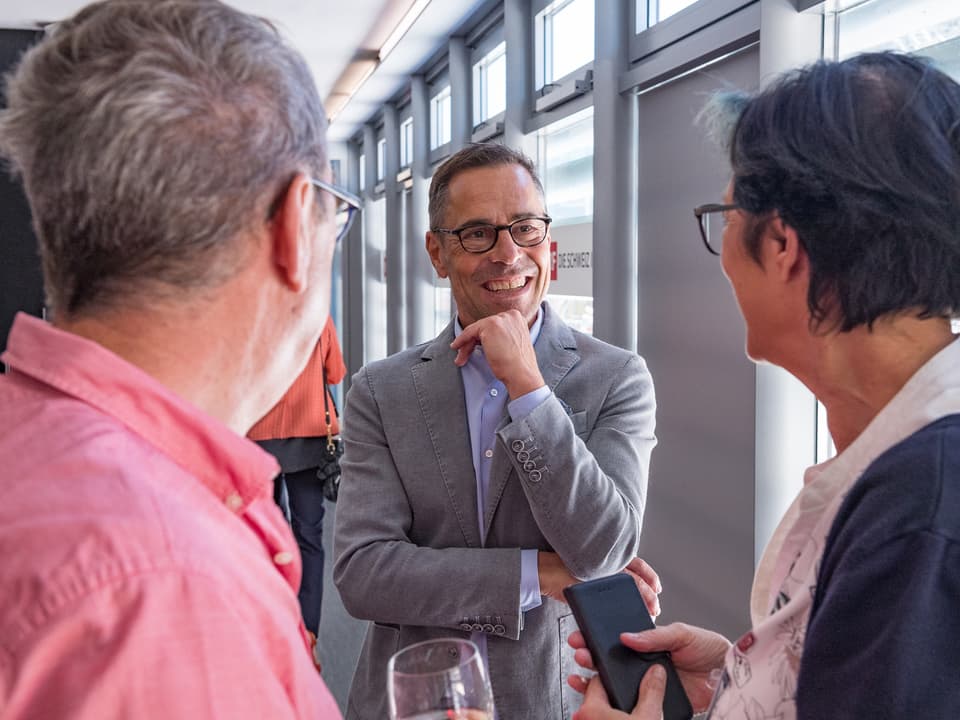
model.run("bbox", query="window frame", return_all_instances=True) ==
[399,116,414,169]
[535,0,596,92]
[630,0,755,65]
[472,40,507,133]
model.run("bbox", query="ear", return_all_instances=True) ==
[426,231,448,279]
[761,214,808,284]
[269,174,316,292]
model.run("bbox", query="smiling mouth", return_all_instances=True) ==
[483,276,530,292]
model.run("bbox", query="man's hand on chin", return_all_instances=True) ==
[450,310,545,398]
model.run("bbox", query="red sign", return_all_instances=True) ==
[550,241,558,281]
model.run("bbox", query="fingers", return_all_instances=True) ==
[619,624,688,654]
[568,630,586,649]
[572,675,624,720]
[632,664,666,719]
[449,330,478,367]
[629,575,661,618]
[568,673,589,695]
[624,558,662,593]
[574,647,596,671]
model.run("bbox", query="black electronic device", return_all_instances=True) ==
[564,573,693,719]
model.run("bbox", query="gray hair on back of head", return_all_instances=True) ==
[0,0,328,318]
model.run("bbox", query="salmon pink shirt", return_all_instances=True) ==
[0,313,341,719]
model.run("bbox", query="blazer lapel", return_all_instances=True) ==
[412,321,483,549]
[482,303,580,539]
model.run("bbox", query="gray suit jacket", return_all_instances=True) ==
[333,303,656,719]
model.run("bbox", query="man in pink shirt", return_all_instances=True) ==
[0,1,356,717]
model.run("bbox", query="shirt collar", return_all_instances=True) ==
[1,313,278,508]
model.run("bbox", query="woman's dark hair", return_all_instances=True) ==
[729,51,960,331]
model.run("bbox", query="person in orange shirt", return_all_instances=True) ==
[250,315,346,638]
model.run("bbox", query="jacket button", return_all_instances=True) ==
[494,625,506,635]
[483,624,494,633]
[517,450,530,462]
[523,461,536,472]
[511,440,525,452]
[529,469,542,483]
[460,623,472,631]
[471,623,483,632]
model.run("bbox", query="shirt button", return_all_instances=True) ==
[225,493,243,511]
[490,388,498,397]
[484,449,493,458]
[273,551,295,565]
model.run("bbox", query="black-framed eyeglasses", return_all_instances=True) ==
[310,177,363,242]
[694,203,739,256]
[431,216,553,254]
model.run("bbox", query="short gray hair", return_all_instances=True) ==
[0,0,328,317]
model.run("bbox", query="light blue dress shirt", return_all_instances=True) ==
[454,307,551,678]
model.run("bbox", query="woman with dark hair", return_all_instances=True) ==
[571,51,960,719]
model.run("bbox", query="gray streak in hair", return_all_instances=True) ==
[0,0,328,317]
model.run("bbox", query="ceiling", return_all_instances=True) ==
[0,0,490,143]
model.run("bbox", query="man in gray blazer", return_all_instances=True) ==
[333,143,657,719]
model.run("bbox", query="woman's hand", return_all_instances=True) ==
[571,665,668,720]
[568,622,731,714]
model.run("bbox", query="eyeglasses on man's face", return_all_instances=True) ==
[693,203,739,256]
[431,216,553,254]
[310,177,363,242]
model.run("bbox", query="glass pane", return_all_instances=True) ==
[434,284,452,335]
[654,0,699,24]
[834,0,960,77]
[364,198,388,362]
[430,86,451,149]
[486,50,507,119]
[439,93,451,146]
[538,106,594,335]
[539,107,594,225]
[376,138,386,181]
[359,153,365,191]
[549,0,594,82]
[400,118,413,166]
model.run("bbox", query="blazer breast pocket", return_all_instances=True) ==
[570,410,588,435]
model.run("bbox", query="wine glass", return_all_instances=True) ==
[387,638,495,720]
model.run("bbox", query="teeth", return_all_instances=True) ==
[487,277,526,291]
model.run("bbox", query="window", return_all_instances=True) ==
[359,153,365,191]
[376,138,386,182]
[538,0,594,88]
[538,106,594,334]
[539,107,594,225]
[473,42,506,125]
[826,0,960,79]
[636,0,700,31]
[400,117,414,168]
[434,282,452,335]
[430,86,452,150]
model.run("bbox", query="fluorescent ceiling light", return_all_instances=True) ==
[327,59,378,122]
[327,0,432,123]
[379,0,431,61]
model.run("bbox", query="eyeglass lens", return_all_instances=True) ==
[459,218,548,252]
